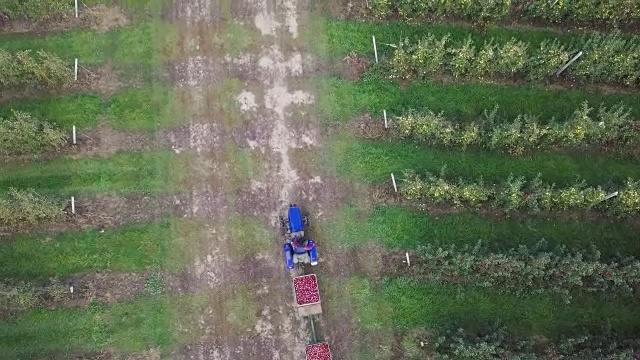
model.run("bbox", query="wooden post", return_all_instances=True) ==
[74,58,78,81]
[556,51,583,76]
[391,173,398,193]
[75,0,79,18]
[372,35,378,63]
[71,196,75,214]
[405,252,410,267]
[72,125,77,145]
[383,109,388,129]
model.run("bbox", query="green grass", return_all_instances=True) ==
[223,22,257,57]
[325,205,640,260]
[317,77,640,123]
[329,135,640,187]
[0,86,181,131]
[84,0,170,11]
[228,215,271,262]
[0,21,176,77]
[0,294,185,359]
[0,220,189,279]
[345,277,640,339]
[224,285,258,332]
[318,16,640,62]
[223,143,266,191]
[0,150,186,196]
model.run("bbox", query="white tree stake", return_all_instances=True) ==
[71,196,75,214]
[74,58,78,81]
[72,125,77,145]
[69,285,74,294]
[372,35,378,63]
[383,109,388,129]
[391,173,398,193]
[556,51,583,76]
[75,0,79,18]
[604,191,619,201]
[405,252,410,267]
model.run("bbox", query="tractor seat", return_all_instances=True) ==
[293,246,308,254]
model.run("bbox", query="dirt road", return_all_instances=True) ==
[169,0,326,358]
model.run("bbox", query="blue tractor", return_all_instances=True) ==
[280,204,318,270]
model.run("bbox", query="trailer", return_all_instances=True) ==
[293,274,322,317]
[306,342,332,360]
[293,274,333,360]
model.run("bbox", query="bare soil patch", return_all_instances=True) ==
[0,5,130,34]
[0,272,151,319]
[0,192,187,238]
[46,348,162,360]
[0,125,164,164]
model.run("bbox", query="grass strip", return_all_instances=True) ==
[0,294,182,358]
[345,277,640,338]
[324,205,640,260]
[0,150,186,195]
[84,0,171,12]
[0,86,181,131]
[317,77,640,124]
[0,21,176,77]
[329,135,640,186]
[0,220,188,279]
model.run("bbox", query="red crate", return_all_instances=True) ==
[306,343,331,360]
[293,274,320,306]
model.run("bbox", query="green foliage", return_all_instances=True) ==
[523,0,640,27]
[0,188,63,228]
[0,280,68,316]
[572,32,640,87]
[402,170,639,215]
[0,110,66,155]
[0,49,71,90]
[0,0,70,21]
[388,33,640,87]
[0,282,37,315]
[417,241,640,302]
[366,0,640,28]
[396,102,637,155]
[370,0,511,22]
[429,327,640,359]
[145,273,165,296]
